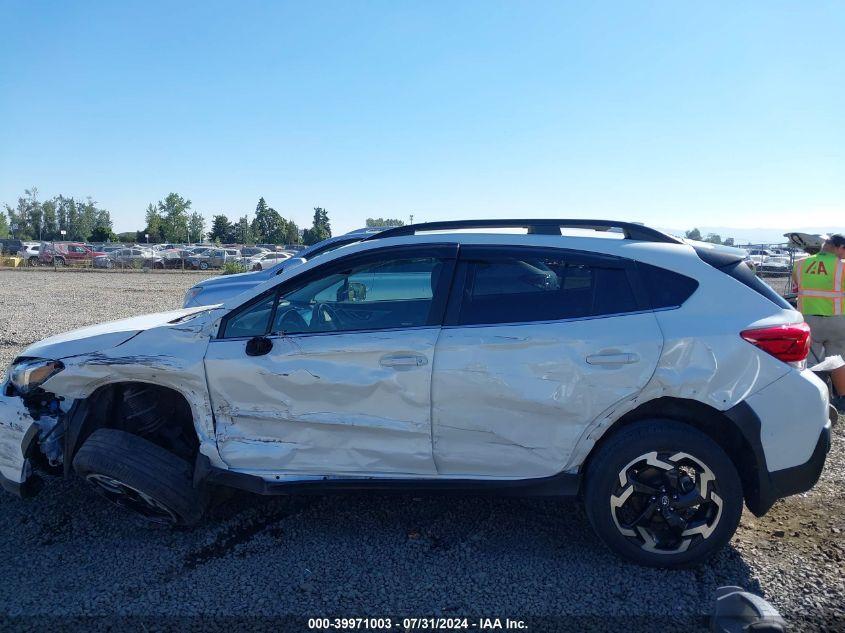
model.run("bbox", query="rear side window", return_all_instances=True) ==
[637,263,699,309]
[458,252,638,326]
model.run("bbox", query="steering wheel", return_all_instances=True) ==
[312,302,340,331]
[276,307,308,333]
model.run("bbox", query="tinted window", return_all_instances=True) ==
[459,253,638,326]
[223,294,276,338]
[222,255,447,338]
[273,257,441,334]
[638,263,699,309]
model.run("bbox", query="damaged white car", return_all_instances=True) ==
[0,219,832,567]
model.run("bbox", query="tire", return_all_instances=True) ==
[583,419,742,568]
[54,257,65,267]
[106,259,114,269]
[73,428,205,526]
[252,263,262,271]
[199,261,209,270]
[28,256,38,266]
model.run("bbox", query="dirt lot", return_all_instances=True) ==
[0,269,842,631]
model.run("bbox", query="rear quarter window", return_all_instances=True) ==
[637,263,699,309]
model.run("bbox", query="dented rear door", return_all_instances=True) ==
[431,245,663,478]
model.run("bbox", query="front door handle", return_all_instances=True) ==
[380,353,428,368]
[585,352,639,366]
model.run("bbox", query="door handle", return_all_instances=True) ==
[585,353,639,366]
[380,354,428,368]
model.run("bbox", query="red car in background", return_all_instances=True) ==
[39,242,106,266]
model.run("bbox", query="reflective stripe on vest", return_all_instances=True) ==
[795,253,845,316]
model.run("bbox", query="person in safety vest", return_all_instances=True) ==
[792,233,845,412]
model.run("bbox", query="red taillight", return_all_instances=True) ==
[740,323,811,363]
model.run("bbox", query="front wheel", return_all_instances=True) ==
[583,419,742,568]
[73,429,205,526]
[199,261,209,270]
[28,256,39,266]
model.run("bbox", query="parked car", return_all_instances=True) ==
[38,242,105,266]
[246,251,292,271]
[239,247,268,258]
[0,238,24,257]
[183,228,384,307]
[1,219,830,568]
[187,248,241,270]
[745,248,791,274]
[17,242,40,265]
[93,247,159,269]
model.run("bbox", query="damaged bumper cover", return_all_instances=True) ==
[0,391,43,497]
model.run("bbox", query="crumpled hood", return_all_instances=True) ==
[18,306,215,361]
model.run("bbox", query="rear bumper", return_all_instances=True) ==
[726,399,831,517]
[768,424,831,500]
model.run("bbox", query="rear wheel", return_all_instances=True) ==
[584,419,742,568]
[27,256,39,266]
[73,428,205,526]
[53,257,65,267]
[199,261,209,270]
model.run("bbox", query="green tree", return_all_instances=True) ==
[0,209,9,237]
[282,219,300,245]
[251,197,281,243]
[41,199,58,240]
[366,217,405,228]
[233,215,252,244]
[158,193,191,242]
[143,203,164,242]
[705,233,722,244]
[684,228,702,241]
[302,207,331,245]
[188,212,206,243]
[24,187,42,240]
[75,198,98,242]
[208,214,233,242]
[90,225,116,242]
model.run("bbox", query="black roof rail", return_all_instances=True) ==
[361,219,682,244]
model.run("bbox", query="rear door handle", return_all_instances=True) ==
[380,353,428,368]
[585,353,639,366]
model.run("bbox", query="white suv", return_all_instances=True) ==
[0,220,831,567]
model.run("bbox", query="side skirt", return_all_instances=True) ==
[193,454,580,497]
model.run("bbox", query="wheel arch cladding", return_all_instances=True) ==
[583,397,771,516]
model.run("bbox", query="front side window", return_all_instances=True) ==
[458,251,637,326]
[222,254,446,338]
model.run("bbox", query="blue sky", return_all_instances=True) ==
[1,1,843,235]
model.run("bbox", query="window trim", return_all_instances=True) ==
[443,244,647,327]
[218,243,458,339]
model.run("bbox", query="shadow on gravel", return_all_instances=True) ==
[0,478,760,628]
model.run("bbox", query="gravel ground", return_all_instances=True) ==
[0,269,842,631]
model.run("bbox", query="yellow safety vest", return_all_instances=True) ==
[794,252,845,316]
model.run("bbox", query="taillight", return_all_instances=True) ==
[740,323,811,363]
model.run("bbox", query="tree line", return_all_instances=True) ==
[1,189,337,246]
[684,228,735,246]
[1,188,115,242]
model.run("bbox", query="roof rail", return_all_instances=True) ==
[362,219,682,244]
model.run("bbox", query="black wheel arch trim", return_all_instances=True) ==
[723,400,830,516]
